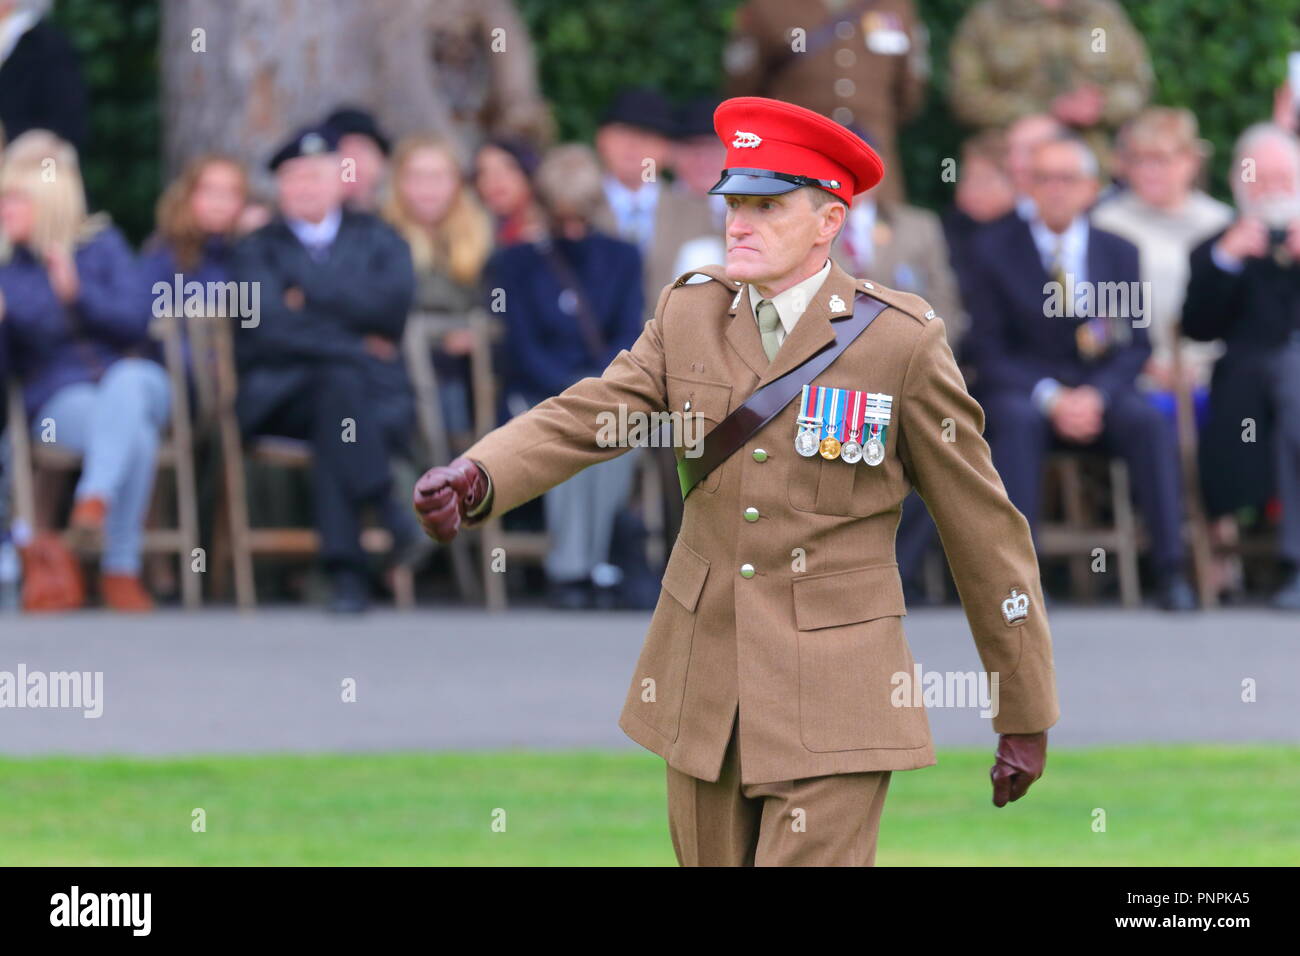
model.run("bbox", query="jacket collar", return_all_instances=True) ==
[726,256,861,387]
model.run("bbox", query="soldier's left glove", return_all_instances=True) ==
[990,731,1047,807]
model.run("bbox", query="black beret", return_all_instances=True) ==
[599,88,677,138]
[268,124,341,171]
[324,106,391,155]
[676,96,723,140]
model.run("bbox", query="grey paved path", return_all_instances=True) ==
[0,607,1295,755]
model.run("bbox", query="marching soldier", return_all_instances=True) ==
[414,97,1059,866]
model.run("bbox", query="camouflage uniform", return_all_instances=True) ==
[948,0,1152,168]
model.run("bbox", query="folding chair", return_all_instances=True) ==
[1038,449,1142,607]
[200,318,414,610]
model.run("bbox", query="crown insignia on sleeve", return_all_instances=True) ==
[1001,587,1030,626]
[732,131,762,148]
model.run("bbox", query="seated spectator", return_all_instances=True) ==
[325,106,390,213]
[138,153,251,402]
[1183,122,1300,611]
[383,132,494,439]
[483,144,645,609]
[943,129,1016,302]
[231,124,418,613]
[475,136,545,246]
[964,131,1196,610]
[1093,108,1233,406]
[0,130,165,611]
[592,88,715,310]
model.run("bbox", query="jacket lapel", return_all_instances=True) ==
[725,281,770,379]
[757,259,858,388]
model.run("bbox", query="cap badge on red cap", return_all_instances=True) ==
[732,130,762,148]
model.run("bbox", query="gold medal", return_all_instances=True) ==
[819,436,841,459]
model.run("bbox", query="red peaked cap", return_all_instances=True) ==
[707,97,884,206]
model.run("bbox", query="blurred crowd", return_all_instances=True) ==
[1,0,1299,614]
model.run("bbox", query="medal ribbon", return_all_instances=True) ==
[800,383,819,422]
[847,389,865,441]
[821,387,842,442]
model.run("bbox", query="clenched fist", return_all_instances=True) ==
[990,731,1048,807]
[412,457,490,543]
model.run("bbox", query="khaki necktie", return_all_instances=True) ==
[756,298,782,362]
[1048,237,1066,288]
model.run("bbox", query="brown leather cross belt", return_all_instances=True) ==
[677,290,889,498]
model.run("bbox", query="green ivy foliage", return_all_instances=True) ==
[53,0,1300,243]
[51,0,160,243]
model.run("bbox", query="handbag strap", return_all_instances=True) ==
[677,290,888,498]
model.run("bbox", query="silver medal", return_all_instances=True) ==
[864,437,885,466]
[795,426,820,457]
[840,439,863,463]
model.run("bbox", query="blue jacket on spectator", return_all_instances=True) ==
[486,231,644,404]
[0,225,153,422]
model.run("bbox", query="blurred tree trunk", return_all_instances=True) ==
[160,0,454,189]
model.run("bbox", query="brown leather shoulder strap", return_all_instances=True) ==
[677,291,889,498]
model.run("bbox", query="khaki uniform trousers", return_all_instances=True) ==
[665,714,892,867]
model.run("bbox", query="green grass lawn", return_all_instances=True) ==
[1,745,1296,865]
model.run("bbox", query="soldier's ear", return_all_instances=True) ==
[820,199,847,244]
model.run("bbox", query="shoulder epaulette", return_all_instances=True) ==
[856,277,938,326]
[672,263,740,289]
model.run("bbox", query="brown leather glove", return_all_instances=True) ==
[412,457,490,543]
[990,731,1047,807]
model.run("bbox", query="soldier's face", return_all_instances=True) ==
[1028,141,1098,232]
[723,190,840,286]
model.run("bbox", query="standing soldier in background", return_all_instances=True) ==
[948,0,1152,173]
[723,0,928,206]
[428,0,555,155]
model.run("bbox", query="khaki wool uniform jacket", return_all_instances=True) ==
[462,258,1059,785]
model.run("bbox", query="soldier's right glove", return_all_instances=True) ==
[412,457,490,543]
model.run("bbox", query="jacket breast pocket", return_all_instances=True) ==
[787,452,896,516]
[623,539,710,742]
[793,562,930,753]
[666,374,731,494]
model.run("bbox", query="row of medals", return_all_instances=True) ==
[794,385,893,466]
